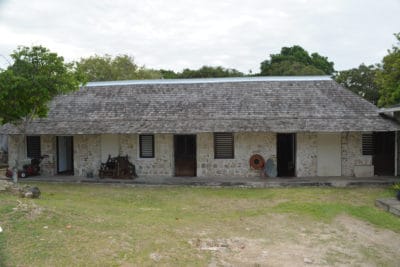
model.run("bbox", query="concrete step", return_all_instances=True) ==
[375,198,400,217]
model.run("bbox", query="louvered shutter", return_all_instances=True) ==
[140,135,154,158]
[214,133,234,159]
[27,136,41,159]
[362,133,374,155]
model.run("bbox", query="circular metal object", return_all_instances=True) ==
[249,154,265,170]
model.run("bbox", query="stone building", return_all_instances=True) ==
[1,76,399,178]
[0,134,7,164]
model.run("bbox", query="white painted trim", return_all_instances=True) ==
[379,107,400,113]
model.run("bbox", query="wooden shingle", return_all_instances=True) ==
[2,76,398,134]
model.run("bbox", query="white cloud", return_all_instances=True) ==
[0,0,399,72]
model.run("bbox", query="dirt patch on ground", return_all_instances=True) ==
[188,214,400,266]
[334,215,400,261]
[12,200,44,220]
[335,215,400,250]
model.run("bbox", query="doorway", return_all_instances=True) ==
[57,136,74,175]
[317,133,342,176]
[373,132,395,176]
[277,133,296,177]
[174,135,196,177]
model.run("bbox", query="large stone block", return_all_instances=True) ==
[354,165,374,177]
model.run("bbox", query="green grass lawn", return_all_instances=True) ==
[0,183,399,266]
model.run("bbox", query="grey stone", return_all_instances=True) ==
[10,185,41,199]
[0,180,13,191]
[24,191,33,198]
[389,206,400,217]
[304,258,313,264]
[376,198,400,216]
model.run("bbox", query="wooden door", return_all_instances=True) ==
[317,133,341,176]
[277,133,296,177]
[174,135,196,177]
[373,132,395,176]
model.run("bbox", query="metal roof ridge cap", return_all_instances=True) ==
[84,76,332,87]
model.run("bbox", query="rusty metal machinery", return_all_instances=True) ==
[249,154,265,170]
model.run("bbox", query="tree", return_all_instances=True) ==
[376,33,400,107]
[261,60,325,76]
[176,66,243,79]
[0,45,83,175]
[136,68,163,80]
[334,64,380,105]
[159,69,179,79]
[260,45,334,75]
[77,54,162,81]
[158,66,244,79]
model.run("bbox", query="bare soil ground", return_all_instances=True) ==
[187,214,400,266]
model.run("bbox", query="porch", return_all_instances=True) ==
[10,175,399,188]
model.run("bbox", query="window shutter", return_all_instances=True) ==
[362,133,374,155]
[214,133,234,159]
[27,136,41,159]
[140,135,154,158]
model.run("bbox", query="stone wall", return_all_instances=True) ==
[73,133,174,177]
[129,133,174,177]
[341,132,372,176]
[0,134,7,152]
[6,131,374,178]
[74,135,101,176]
[40,135,56,175]
[197,132,276,177]
[397,131,400,176]
[296,132,371,177]
[8,135,56,174]
[296,132,318,177]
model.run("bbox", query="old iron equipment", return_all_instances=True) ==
[99,155,137,179]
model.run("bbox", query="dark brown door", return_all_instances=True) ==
[174,135,196,177]
[373,132,395,176]
[277,133,296,177]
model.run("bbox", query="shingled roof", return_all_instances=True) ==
[2,76,399,134]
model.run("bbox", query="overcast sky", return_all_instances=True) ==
[0,0,399,73]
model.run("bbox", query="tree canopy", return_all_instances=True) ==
[157,66,244,79]
[376,33,400,107]
[76,54,162,81]
[176,66,244,78]
[0,45,83,127]
[334,64,379,105]
[260,45,335,76]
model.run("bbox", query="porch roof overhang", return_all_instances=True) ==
[1,117,399,135]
